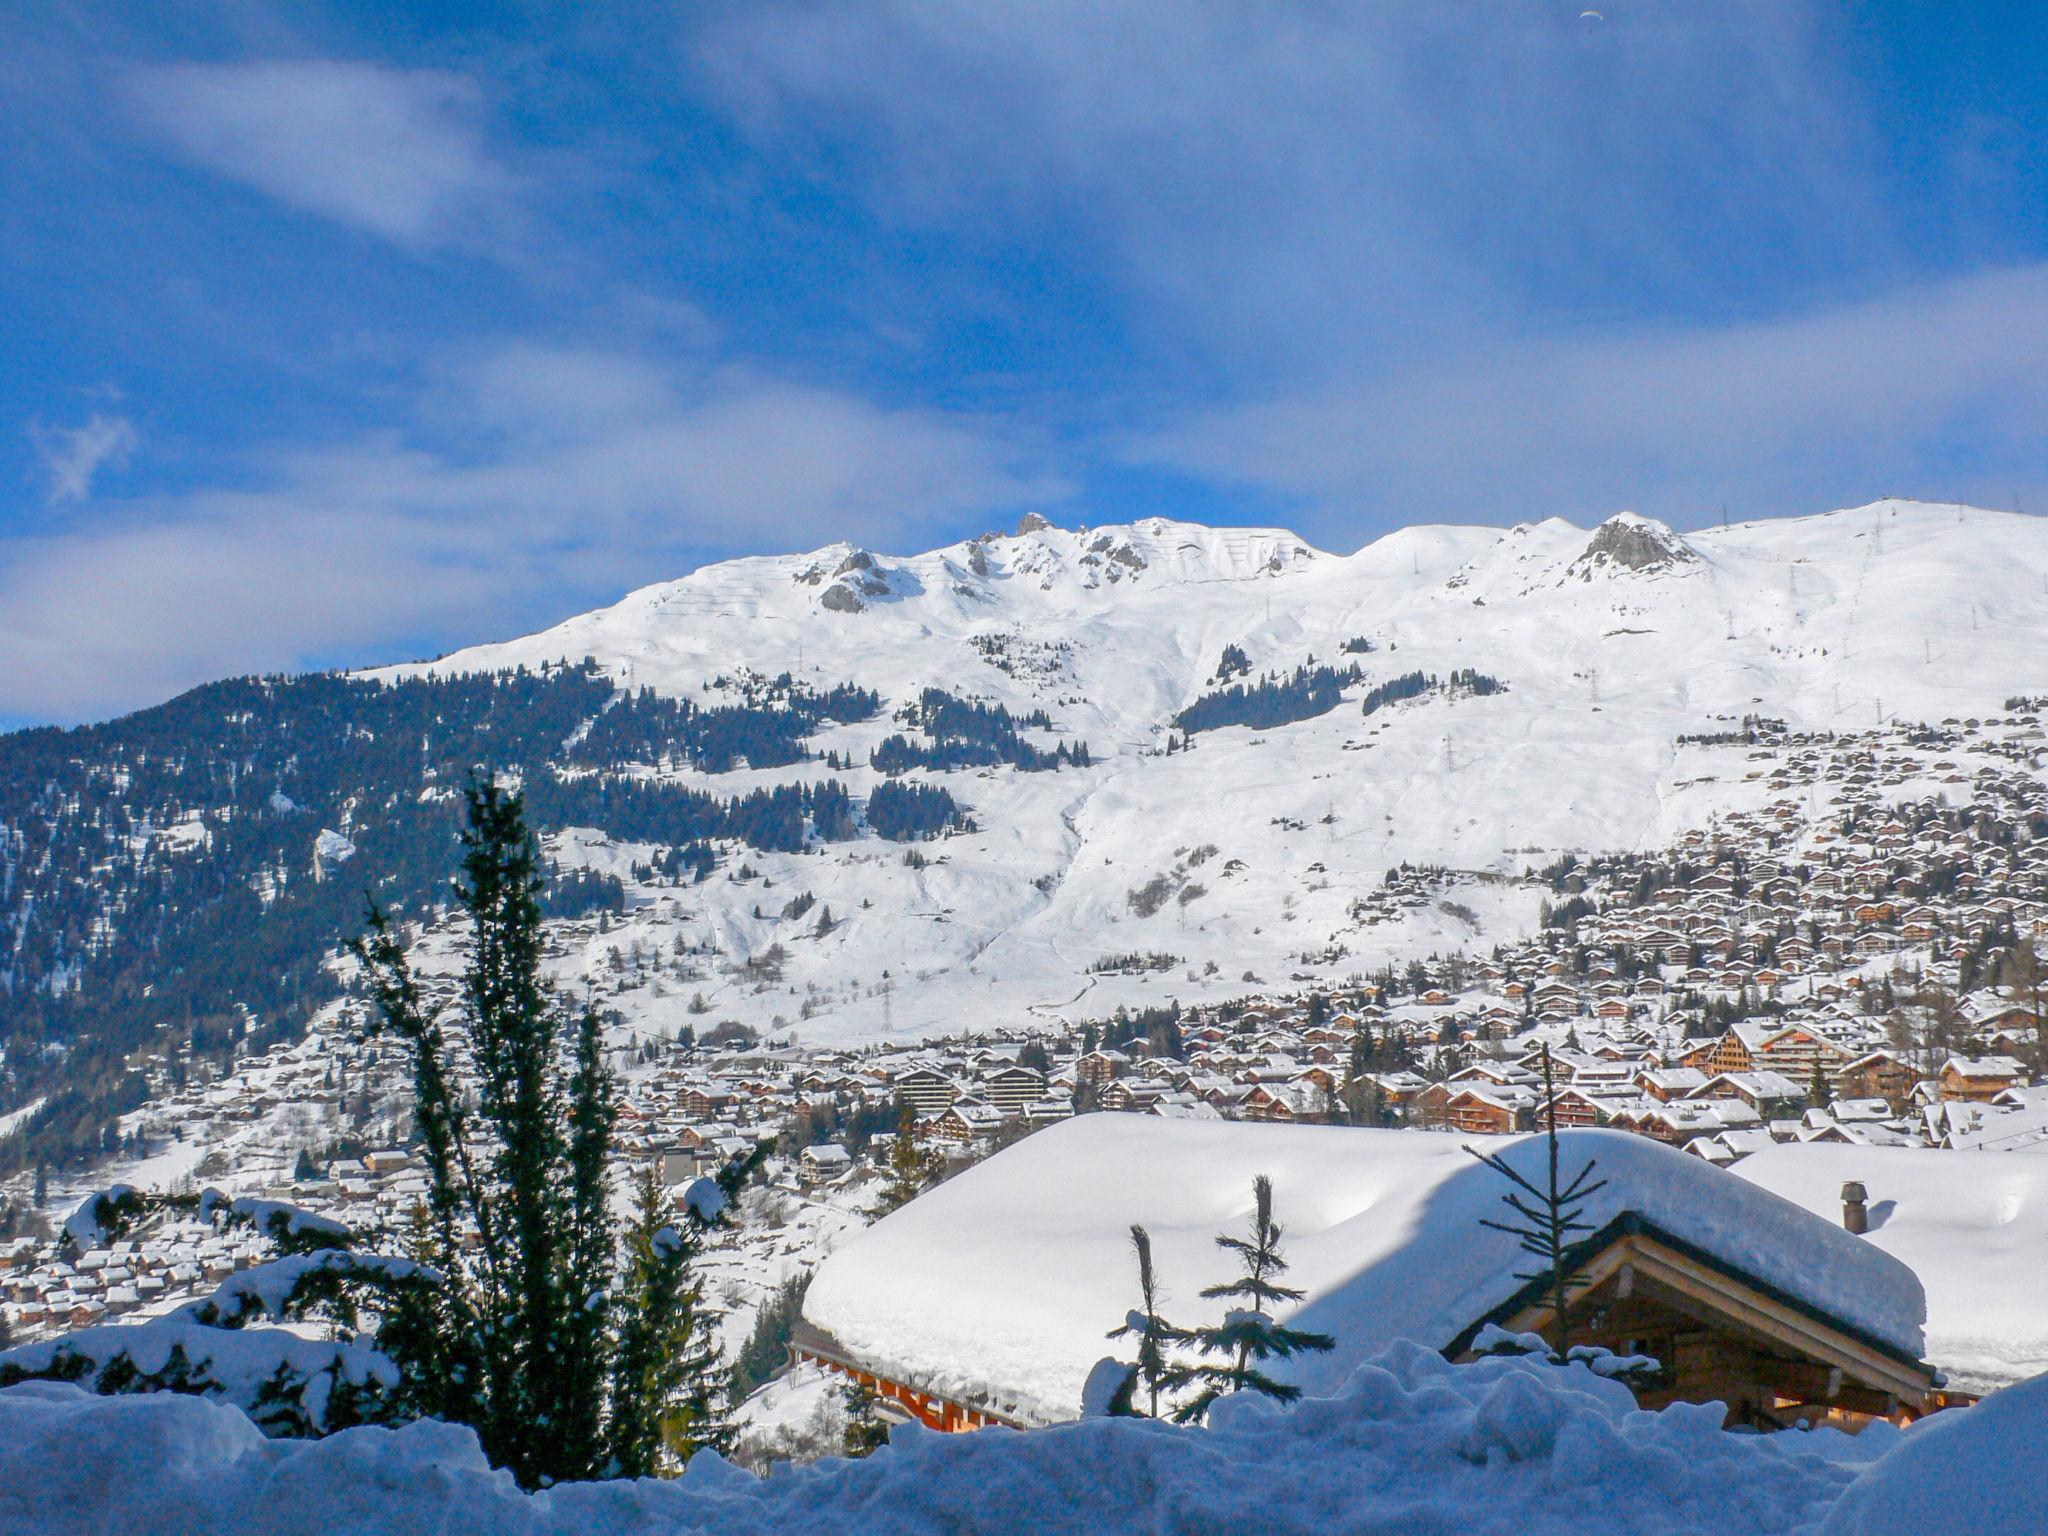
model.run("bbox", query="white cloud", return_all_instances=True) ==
[0,349,1061,721]
[33,412,138,504]
[1119,262,2048,531]
[690,1,1871,373]
[117,59,516,251]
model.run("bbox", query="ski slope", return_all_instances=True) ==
[371,500,2048,1045]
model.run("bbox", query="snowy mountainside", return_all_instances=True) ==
[379,499,2048,1044]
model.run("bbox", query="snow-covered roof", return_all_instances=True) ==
[1731,1142,2048,1395]
[803,1117,1925,1425]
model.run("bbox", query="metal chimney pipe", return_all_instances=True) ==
[1841,1180,1869,1235]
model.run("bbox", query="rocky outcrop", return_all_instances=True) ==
[1568,514,1697,578]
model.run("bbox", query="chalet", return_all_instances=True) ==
[799,1143,854,1182]
[796,1119,1937,1436]
[1936,1056,2028,1103]
[935,1099,1008,1142]
[1692,1071,1807,1117]
[1443,1085,1535,1136]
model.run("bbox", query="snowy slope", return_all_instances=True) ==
[368,500,2048,1045]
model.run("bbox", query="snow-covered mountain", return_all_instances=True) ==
[372,498,2048,1045]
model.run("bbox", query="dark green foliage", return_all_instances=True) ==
[535,865,627,919]
[567,676,878,772]
[0,662,877,1171]
[1360,670,1431,716]
[841,1380,891,1456]
[349,784,720,1486]
[609,1167,727,1475]
[866,780,965,841]
[1175,663,1362,735]
[1169,1176,1334,1422]
[1214,643,1252,680]
[728,1271,814,1403]
[870,688,1087,774]
[1105,1224,1186,1417]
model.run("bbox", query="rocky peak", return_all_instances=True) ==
[1569,514,1697,578]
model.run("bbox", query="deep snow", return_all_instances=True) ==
[6,1339,2003,1536]
[1733,1142,2048,1395]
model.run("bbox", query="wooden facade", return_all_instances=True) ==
[1447,1214,1935,1430]
[789,1319,1023,1434]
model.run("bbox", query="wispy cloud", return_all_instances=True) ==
[32,412,138,505]
[117,59,517,252]
[0,348,1060,721]
[691,1,1878,373]
[1119,262,2048,531]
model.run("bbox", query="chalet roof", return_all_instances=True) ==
[802,1118,1925,1427]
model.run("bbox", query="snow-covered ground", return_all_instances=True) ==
[13,1339,2030,1536]
[363,500,2048,1050]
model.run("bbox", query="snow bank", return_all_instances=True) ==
[1816,1373,2048,1536]
[0,1344,1895,1536]
[804,1118,1925,1424]
[1732,1143,2048,1394]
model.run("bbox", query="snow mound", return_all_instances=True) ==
[1817,1372,2048,1536]
[0,1344,1892,1535]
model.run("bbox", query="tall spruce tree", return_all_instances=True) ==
[1464,1043,1608,1359]
[350,780,716,1487]
[1105,1223,1186,1417]
[1170,1176,1333,1422]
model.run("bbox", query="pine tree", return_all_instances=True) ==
[841,1380,891,1456]
[292,1148,319,1182]
[1105,1224,1186,1417]
[1807,1059,1832,1110]
[1170,1176,1333,1422]
[877,1101,931,1212]
[1464,1043,1608,1359]
[608,1165,722,1475]
[348,780,648,1488]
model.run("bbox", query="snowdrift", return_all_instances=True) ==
[0,1343,1974,1536]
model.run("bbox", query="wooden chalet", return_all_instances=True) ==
[794,1120,1941,1438]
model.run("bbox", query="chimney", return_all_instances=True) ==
[1841,1180,1869,1235]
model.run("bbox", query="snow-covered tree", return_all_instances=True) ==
[1170,1176,1333,1422]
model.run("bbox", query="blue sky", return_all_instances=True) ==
[5,1,2048,721]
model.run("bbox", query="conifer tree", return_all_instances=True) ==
[1170,1176,1333,1422]
[877,1100,932,1212]
[1105,1223,1186,1417]
[841,1380,891,1456]
[608,1166,699,1477]
[1464,1043,1608,1359]
[349,780,707,1488]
